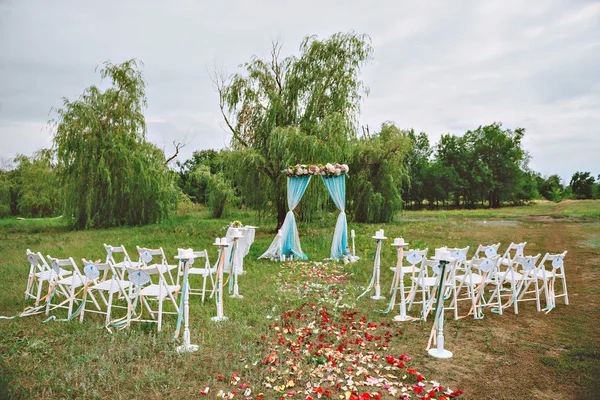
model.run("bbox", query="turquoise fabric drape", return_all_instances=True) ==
[322,174,350,260]
[280,175,311,259]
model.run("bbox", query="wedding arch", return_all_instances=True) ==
[259,163,353,262]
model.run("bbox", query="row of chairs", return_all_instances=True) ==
[23,244,218,331]
[391,242,568,320]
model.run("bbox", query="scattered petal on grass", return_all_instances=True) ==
[209,261,462,399]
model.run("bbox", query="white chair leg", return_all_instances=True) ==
[157,298,163,332]
[106,290,114,326]
[561,277,569,305]
[67,285,75,317]
[35,278,44,302]
[421,286,427,320]
[201,275,208,303]
[471,286,478,319]
[534,281,541,312]
[513,285,519,315]
[142,297,156,320]
[453,286,458,320]
[389,268,398,295]
[79,297,86,323]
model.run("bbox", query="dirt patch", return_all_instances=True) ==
[476,219,519,227]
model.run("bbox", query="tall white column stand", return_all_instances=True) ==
[230,228,243,299]
[392,238,411,322]
[428,251,454,359]
[211,238,229,322]
[349,229,360,263]
[371,230,387,300]
[174,249,200,353]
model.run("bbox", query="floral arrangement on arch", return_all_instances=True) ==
[284,163,349,177]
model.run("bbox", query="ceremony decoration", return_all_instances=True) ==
[173,248,199,353]
[211,237,230,322]
[228,228,244,298]
[427,250,455,359]
[357,229,387,300]
[260,162,354,262]
[386,238,418,322]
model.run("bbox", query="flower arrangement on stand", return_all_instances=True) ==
[283,163,349,177]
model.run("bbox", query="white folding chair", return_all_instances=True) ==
[136,246,177,285]
[45,256,100,318]
[25,249,71,302]
[505,254,543,313]
[125,263,180,332]
[453,256,501,319]
[79,259,132,324]
[389,248,428,298]
[407,257,459,320]
[104,244,140,280]
[535,251,569,312]
[489,252,537,314]
[177,250,215,302]
[474,243,501,259]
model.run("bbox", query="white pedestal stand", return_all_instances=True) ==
[349,229,360,263]
[428,304,452,358]
[391,239,410,322]
[212,238,229,322]
[174,251,199,353]
[230,229,243,299]
[371,230,387,300]
[428,257,453,359]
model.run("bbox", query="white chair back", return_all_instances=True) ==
[404,248,428,267]
[501,242,527,262]
[474,243,501,259]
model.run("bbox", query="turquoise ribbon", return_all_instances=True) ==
[357,243,381,300]
[431,260,448,323]
[107,289,140,331]
[228,241,236,294]
[1,283,59,320]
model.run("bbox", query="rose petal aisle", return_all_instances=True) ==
[208,261,462,399]
[235,261,462,400]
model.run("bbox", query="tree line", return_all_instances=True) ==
[1,32,598,228]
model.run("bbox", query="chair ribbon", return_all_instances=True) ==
[106,289,143,332]
[210,248,224,299]
[173,260,190,342]
[490,272,527,314]
[24,272,36,298]
[454,268,489,320]
[1,281,59,320]
[379,263,401,314]
[542,274,557,313]
[357,243,381,300]
[426,260,448,351]
[43,280,93,323]
[228,241,237,294]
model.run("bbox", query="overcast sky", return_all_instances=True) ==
[1,0,598,183]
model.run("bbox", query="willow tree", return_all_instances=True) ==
[51,59,176,229]
[349,123,411,223]
[215,32,373,228]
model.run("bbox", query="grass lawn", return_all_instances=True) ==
[1,200,599,399]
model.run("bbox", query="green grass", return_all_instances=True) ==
[1,201,599,399]
[403,199,600,220]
